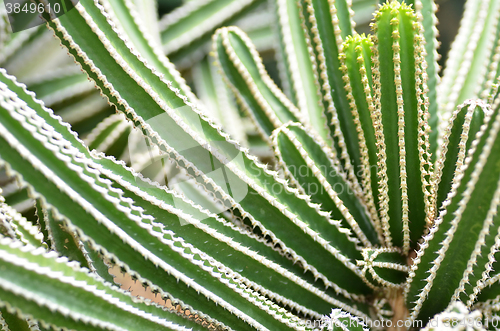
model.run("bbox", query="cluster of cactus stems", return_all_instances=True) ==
[1,0,500,329]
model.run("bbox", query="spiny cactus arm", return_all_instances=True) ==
[0,69,107,166]
[0,196,43,248]
[166,5,276,72]
[490,84,500,114]
[41,201,116,285]
[2,29,73,83]
[0,68,92,154]
[356,247,408,290]
[458,189,500,308]
[103,158,372,319]
[0,68,372,328]
[167,171,232,221]
[339,33,382,234]
[159,0,264,57]
[271,122,380,249]
[299,0,361,185]
[480,303,500,329]
[43,0,366,294]
[93,126,371,311]
[0,25,44,65]
[432,100,488,214]
[0,311,6,331]
[0,180,32,214]
[130,0,160,47]
[421,302,484,331]
[106,152,373,319]
[475,275,500,305]
[0,78,217,330]
[169,169,268,229]
[31,140,145,284]
[370,298,394,326]
[25,67,95,108]
[0,312,6,331]
[0,199,17,241]
[439,0,500,117]
[272,0,331,143]
[191,57,248,146]
[105,138,373,319]
[1,309,20,331]
[54,92,112,132]
[0,306,41,331]
[473,233,500,304]
[1,67,319,310]
[85,113,132,159]
[453,101,500,307]
[415,0,440,160]
[100,0,198,104]
[482,25,500,101]
[0,80,316,331]
[21,71,123,143]
[91,140,371,315]
[35,200,96,271]
[32,199,50,248]
[0,66,235,293]
[0,238,204,331]
[84,245,116,285]
[213,26,302,139]
[371,1,433,253]
[33,197,110,283]
[405,100,500,322]
[0,30,32,67]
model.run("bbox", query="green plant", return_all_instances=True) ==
[1,0,500,329]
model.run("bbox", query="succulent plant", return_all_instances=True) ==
[1,0,500,330]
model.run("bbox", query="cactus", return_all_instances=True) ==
[1,0,500,329]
